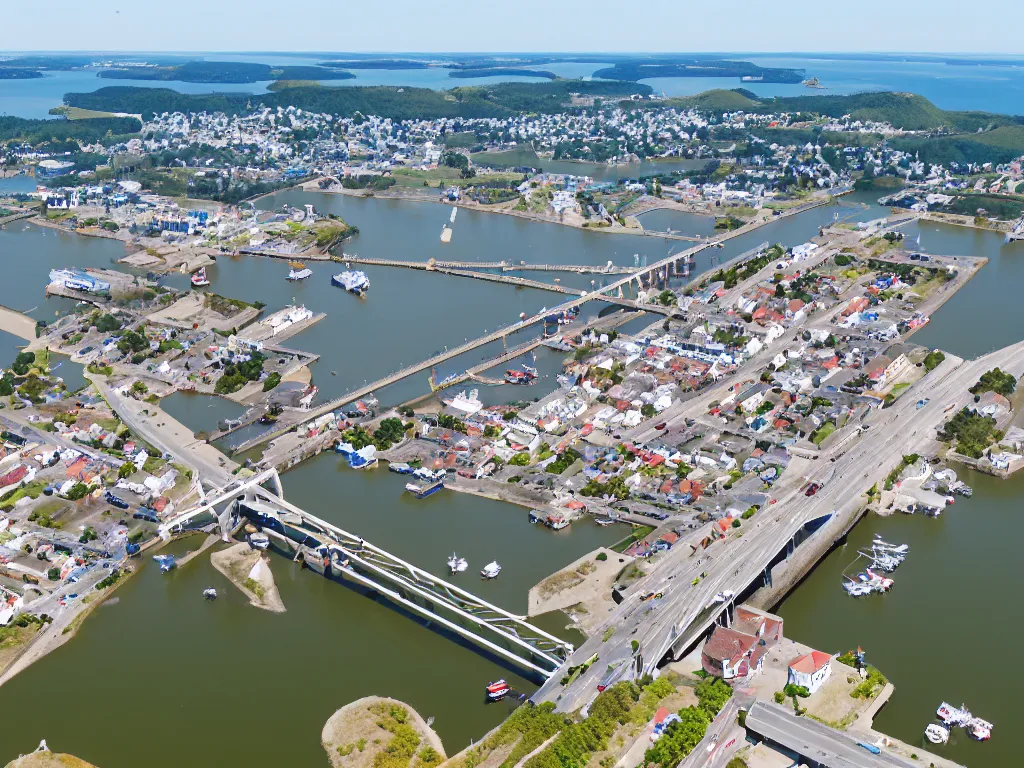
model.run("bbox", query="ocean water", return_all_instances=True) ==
[4,53,1024,119]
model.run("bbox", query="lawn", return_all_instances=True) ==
[810,421,837,446]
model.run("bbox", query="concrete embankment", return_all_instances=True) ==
[322,696,445,768]
[0,305,37,342]
[210,542,286,613]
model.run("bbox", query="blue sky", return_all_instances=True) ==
[8,0,1023,53]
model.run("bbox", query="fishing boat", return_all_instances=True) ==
[486,679,510,701]
[287,268,312,281]
[203,588,218,601]
[332,270,370,297]
[405,479,443,498]
[447,553,468,574]
[481,561,501,579]
[504,368,537,385]
[967,717,993,741]
[191,267,210,287]
[248,531,270,550]
[388,462,414,475]
[924,724,949,744]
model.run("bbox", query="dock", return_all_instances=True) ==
[230,240,714,453]
[339,255,641,275]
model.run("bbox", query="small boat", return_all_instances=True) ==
[203,588,218,601]
[388,462,414,475]
[447,553,468,574]
[248,532,270,550]
[967,717,993,741]
[925,723,949,744]
[937,702,972,727]
[348,445,378,470]
[125,541,142,557]
[486,679,510,701]
[594,518,615,526]
[450,207,458,224]
[191,267,210,287]
[287,268,313,281]
[332,270,370,297]
[154,554,177,573]
[481,561,501,579]
[405,479,443,498]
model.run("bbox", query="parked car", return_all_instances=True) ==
[805,483,820,497]
[105,492,129,510]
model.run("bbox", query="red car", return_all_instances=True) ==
[805,483,820,497]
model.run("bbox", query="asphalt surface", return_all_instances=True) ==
[745,701,920,768]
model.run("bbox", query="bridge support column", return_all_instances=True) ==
[786,537,795,559]
[763,566,772,588]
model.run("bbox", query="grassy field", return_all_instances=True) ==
[390,166,523,189]
[50,105,124,120]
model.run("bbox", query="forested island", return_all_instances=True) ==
[98,61,352,84]
[593,60,805,83]
[62,80,653,120]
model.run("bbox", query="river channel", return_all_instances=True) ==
[2,189,1009,766]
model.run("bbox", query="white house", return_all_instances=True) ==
[788,650,832,694]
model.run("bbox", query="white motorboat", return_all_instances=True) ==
[203,588,218,601]
[287,268,313,281]
[248,532,270,550]
[447,553,468,574]
[937,702,972,727]
[481,561,501,579]
[967,717,993,741]
[924,723,949,744]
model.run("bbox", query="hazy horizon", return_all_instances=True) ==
[6,0,1023,55]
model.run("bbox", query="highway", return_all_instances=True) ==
[744,701,921,768]
[535,339,1024,711]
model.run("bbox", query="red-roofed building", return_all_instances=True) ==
[66,457,89,479]
[841,296,869,318]
[701,604,784,683]
[788,649,832,694]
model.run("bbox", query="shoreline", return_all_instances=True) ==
[321,696,445,768]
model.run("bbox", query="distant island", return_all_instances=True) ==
[593,60,805,84]
[0,68,43,80]
[97,61,353,84]
[448,68,557,80]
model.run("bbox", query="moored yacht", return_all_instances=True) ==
[332,270,370,296]
[481,561,501,579]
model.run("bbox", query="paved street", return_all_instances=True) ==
[745,701,919,768]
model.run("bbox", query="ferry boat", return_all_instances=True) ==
[447,553,468,574]
[287,268,313,281]
[924,724,949,744]
[481,561,501,579]
[332,270,370,297]
[388,462,414,475]
[191,267,210,287]
[486,679,510,701]
[443,388,484,415]
[405,479,443,498]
